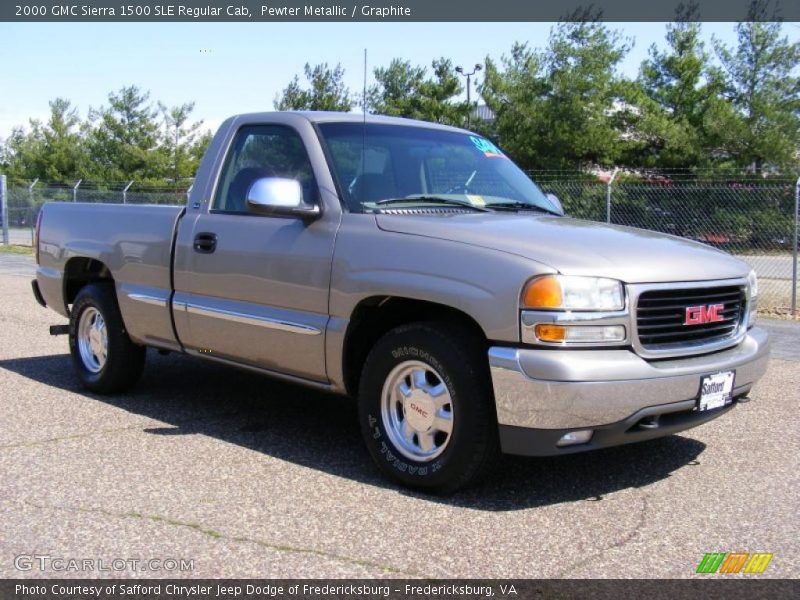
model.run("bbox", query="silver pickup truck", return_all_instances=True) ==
[32,112,770,491]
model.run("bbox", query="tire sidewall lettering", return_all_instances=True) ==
[359,324,495,491]
[389,345,456,402]
[372,401,443,478]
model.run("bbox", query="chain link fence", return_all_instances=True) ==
[535,173,799,316]
[0,179,191,246]
[2,173,799,315]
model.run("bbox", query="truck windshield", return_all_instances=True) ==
[317,122,558,214]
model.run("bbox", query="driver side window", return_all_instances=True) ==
[213,125,318,213]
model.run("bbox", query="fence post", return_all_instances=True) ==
[28,178,38,245]
[122,180,134,204]
[606,167,619,224]
[792,176,799,316]
[28,178,38,203]
[1,175,8,245]
[72,179,82,202]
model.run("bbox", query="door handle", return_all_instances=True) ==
[193,232,217,254]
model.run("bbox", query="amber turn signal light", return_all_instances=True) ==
[534,324,567,342]
[522,275,563,309]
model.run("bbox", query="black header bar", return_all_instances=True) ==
[3,0,800,22]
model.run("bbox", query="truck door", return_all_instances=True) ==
[172,123,339,382]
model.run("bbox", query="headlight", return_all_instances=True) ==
[747,269,758,327]
[522,275,625,311]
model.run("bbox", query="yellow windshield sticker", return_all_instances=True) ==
[467,195,486,207]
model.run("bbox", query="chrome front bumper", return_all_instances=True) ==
[490,327,770,456]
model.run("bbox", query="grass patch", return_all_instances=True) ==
[0,244,33,255]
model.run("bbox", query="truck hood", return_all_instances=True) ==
[375,213,750,283]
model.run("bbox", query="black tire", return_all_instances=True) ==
[358,322,499,492]
[69,283,146,393]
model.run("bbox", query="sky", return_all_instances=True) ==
[0,21,797,139]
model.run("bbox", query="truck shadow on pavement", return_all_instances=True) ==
[1,351,707,511]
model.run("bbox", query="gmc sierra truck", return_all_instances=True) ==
[32,112,770,491]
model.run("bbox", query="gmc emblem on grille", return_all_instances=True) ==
[684,303,725,325]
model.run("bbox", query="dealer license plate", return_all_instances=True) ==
[697,371,735,411]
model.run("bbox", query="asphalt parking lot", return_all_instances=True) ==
[0,257,798,578]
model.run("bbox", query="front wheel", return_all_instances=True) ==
[69,283,146,393]
[358,322,499,492]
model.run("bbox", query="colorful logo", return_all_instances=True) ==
[696,552,773,574]
[469,136,505,158]
[684,303,726,325]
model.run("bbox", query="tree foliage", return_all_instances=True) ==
[370,58,470,126]
[0,86,211,185]
[87,86,163,181]
[159,102,210,187]
[711,1,800,172]
[2,16,799,185]
[631,3,720,169]
[2,99,87,182]
[275,63,354,111]
[482,19,633,169]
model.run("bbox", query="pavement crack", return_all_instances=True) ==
[554,490,650,577]
[0,425,146,449]
[24,500,418,577]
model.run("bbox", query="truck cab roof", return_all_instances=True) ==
[225,110,472,135]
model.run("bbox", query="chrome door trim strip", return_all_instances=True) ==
[128,293,169,308]
[180,301,322,336]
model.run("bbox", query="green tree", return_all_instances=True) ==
[1,126,43,183]
[369,59,427,117]
[370,58,469,126]
[275,63,353,111]
[86,85,163,181]
[0,138,8,173]
[543,20,633,167]
[641,6,708,126]
[38,98,87,181]
[189,130,213,174]
[482,19,632,169]
[1,89,213,187]
[158,102,207,188]
[712,2,800,172]
[631,4,720,168]
[416,59,470,126]
[480,42,548,166]
[1,99,87,183]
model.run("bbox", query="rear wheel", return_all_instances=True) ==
[358,322,499,492]
[69,283,146,393]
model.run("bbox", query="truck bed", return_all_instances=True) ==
[36,203,185,349]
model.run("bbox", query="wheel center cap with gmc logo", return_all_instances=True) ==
[404,391,435,431]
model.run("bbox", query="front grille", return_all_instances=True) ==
[636,285,745,349]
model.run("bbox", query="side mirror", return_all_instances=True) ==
[546,193,565,216]
[246,177,321,221]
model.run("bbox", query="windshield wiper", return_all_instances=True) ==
[487,201,559,215]
[374,195,491,212]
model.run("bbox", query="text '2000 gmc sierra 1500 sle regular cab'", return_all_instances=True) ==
[32,112,770,491]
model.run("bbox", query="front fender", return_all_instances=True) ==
[326,215,554,389]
